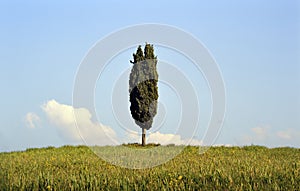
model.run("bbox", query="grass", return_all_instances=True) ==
[0,145,299,190]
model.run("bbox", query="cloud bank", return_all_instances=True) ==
[25,101,300,148]
[24,99,204,147]
[238,124,300,147]
[126,131,203,145]
[42,100,117,145]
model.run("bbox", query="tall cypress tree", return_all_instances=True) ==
[129,43,158,146]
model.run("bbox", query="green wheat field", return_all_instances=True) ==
[0,145,299,190]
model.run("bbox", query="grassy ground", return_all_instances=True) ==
[0,145,299,190]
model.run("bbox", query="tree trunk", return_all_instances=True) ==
[142,128,146,146]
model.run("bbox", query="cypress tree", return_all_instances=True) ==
[129,43,158,146]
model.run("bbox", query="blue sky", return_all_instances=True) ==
[0,0,299,151]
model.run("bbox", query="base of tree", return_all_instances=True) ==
[122,143,161,148]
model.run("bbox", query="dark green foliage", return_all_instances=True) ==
[129,43,158,130]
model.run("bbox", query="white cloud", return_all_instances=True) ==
[42,99,117,145]
[212,144,232,147]
[276,128,300,141]
[251,125,270,140]
[126,131,203,145]
[24,112,41,128]
[240,125,271,145]
[276,129,292,140]
[238,126,300,147]
[188,138,204,146]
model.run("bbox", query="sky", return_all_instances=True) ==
[0,0,299,152]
